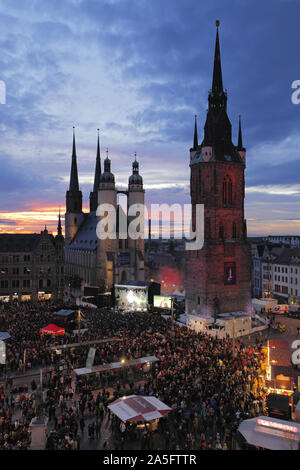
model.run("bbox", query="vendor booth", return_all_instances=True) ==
[238,415,300,450]
[108,395,171,430]
[40,324,65,336]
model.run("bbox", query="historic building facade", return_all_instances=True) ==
[65,130,145,295]
[185,23,252,317]
[0,221,64,302]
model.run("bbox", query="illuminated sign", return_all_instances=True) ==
[153,295,172,309]
[257,418,298,434]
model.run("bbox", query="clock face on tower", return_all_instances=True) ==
[224,262,236,285]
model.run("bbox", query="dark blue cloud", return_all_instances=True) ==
[0,0,299,233]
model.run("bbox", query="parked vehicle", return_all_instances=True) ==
[271,305,289,315]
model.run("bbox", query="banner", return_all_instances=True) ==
[0,340,5,365]
[86,347,96,369]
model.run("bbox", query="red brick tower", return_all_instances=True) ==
[185,22,252,317]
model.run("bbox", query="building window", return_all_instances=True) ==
[223,174,233,204]
[219,223,224,239]
[232,222,237,239]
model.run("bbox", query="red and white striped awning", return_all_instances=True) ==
[108,395,171,422]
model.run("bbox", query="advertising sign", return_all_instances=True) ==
[0,340,5,365]
[86,347,96,370]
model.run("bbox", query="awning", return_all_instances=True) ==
[238,416,300,450]
[40,324,65,335]
[73,356,159,376]
[54,309,75,317]
[108,395,171,422]
[0,332,11,341]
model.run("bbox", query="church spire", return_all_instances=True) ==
[90,129,102,212]
[237,115,244,150]
[193,115,198,149]
[212,20,223,95]
[69,127,79,192]
[93,129,101,192]
[57,208,62,236]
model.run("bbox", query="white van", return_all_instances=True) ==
[271,304,289,315]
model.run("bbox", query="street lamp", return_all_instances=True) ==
[121,358,126,385]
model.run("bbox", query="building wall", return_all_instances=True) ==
[0,232,64,302]
[185,161,252,316]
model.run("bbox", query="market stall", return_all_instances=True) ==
[40,324,65,336]
[108,395,171,430]
[238,415,300,450]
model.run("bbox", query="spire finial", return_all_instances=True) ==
[212,19,223,95]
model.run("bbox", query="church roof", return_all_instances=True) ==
[68,213,98,251]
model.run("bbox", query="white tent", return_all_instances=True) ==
[238,416,300,450]
[108,395,171,422]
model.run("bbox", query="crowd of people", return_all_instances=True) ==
[0,299,268,450]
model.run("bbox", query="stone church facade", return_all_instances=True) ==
[65,130,145,295]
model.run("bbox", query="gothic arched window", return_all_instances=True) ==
[223,174,233,204]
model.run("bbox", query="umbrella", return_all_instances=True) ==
[108,395,171,422]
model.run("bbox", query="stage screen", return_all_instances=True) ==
[115,284,148,312]
[153,295,172,309]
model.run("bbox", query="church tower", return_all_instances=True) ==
[65,128,85,246]
[127,154,145,281]
[89,129,101,212]
[185,22,252,317]
[97,150,117,290]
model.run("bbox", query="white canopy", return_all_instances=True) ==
[238,416,300,450]
[108,395,171,422]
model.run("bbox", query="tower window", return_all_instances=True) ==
[219,223,224,239]
[232,222,237,239]
[223,174,233,204]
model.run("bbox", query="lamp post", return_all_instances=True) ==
[121,358,126,387]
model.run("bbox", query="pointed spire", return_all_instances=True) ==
[57,208,62,236]
[93,129,101,192]
[212,20,223,95]
[193,115,198,149]
[69,127,79,192]
[237,115,243,149]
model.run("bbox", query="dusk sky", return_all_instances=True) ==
[0,0,300,236]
